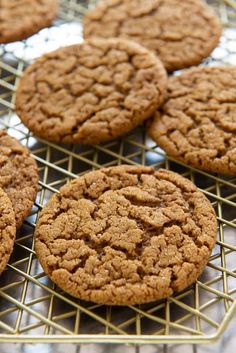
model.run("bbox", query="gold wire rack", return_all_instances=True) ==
[0,0,236,345]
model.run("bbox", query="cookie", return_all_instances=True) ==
[15,38,167,144]
[84,0,222,72]
[35,165,217,305]
[0,187,16,275]
[148,66,236,175]
[0,130,38,228]
[0,0,59,44]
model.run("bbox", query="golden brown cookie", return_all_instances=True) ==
[0,130,38,228]
[0,0,59,44]
[84,0,222,72]
[35,165,217,305]
[0,187,16,275]
[15,38,167,144]
[148,66,236,175]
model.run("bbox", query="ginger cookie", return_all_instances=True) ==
[0,130,38,228]
[0,0,59,44]
[15,38,167,144]
[0,187,16,275]
[84,0,222,72]
[35,165,217,305]
[148,66,236,175]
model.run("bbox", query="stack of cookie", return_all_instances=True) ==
[1,0,233,305]
[0,130,38,275]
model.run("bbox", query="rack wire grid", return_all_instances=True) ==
[0,0,236,345]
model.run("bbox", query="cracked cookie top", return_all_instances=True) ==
[0,130,38,228]
[83,0,222,72]
[35,165,217,305]
[0,187,16,275]
[15,38,167,144]
[148,66,236,175]
[0,0,58,44]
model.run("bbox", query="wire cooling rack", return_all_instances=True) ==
[0,0,236,345]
